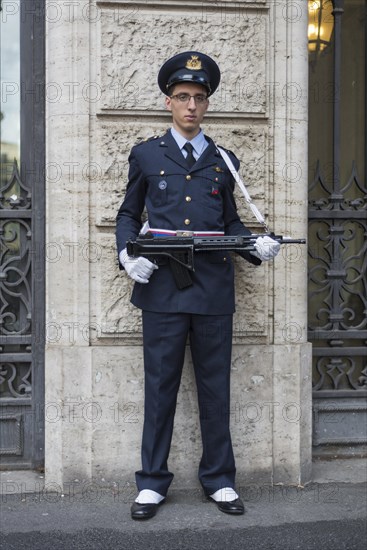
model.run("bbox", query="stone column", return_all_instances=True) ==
[45,0,93,487]
[271,1,312,483]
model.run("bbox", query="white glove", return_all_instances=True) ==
[252,236,280,261]
[119,248,158,284]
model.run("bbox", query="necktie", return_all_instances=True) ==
[183,142,196,168]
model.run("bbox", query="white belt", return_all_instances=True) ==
[149,228,225,237]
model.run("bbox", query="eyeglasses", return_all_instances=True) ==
[170,93,208,104]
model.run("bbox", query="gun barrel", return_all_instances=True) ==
[193,235,306,246]
[278,238,306,244]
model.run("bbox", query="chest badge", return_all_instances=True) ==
[214,166,224,173]
[158,180,167,190]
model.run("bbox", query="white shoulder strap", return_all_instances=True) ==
[217,146,268,230]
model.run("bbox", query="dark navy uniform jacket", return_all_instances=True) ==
[116,129,261,315]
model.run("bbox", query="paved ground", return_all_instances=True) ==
[1,460,366,549]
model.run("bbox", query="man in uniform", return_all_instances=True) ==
[116,51,280,520]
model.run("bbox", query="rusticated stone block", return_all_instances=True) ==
[100,7,267,113]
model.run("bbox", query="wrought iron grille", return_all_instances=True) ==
[308,162,367,394]
[0,160,34,464]
[0,161,32,342]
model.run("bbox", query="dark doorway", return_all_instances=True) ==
[0,0,45,469]
[308,0,367,456]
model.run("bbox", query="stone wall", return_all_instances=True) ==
[45,0,312,490]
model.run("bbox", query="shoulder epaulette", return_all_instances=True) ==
[134,135,160,146]
[217,145,236,157]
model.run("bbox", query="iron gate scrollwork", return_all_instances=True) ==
[1,161,32,338]
[309,162,367,389]
[0,159,35,465]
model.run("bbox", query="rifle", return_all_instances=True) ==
[126,233,306,290]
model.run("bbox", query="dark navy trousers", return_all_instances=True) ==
[135,311,236,496]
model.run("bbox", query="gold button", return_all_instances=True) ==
[160,170,165,175]
[184,219,190,225]
[185,196,191,202]
[186,175,192,181]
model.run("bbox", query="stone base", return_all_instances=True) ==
[45,342,312,490]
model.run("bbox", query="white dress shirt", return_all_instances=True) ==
[170,127,209,161]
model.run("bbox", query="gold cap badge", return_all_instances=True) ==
[185,55,202,70]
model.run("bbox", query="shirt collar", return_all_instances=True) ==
[170,127,207,157]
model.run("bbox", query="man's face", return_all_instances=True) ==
[165,83,209,139]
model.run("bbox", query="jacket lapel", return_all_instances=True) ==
[190,136,221,173]
[160,130,189,170]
